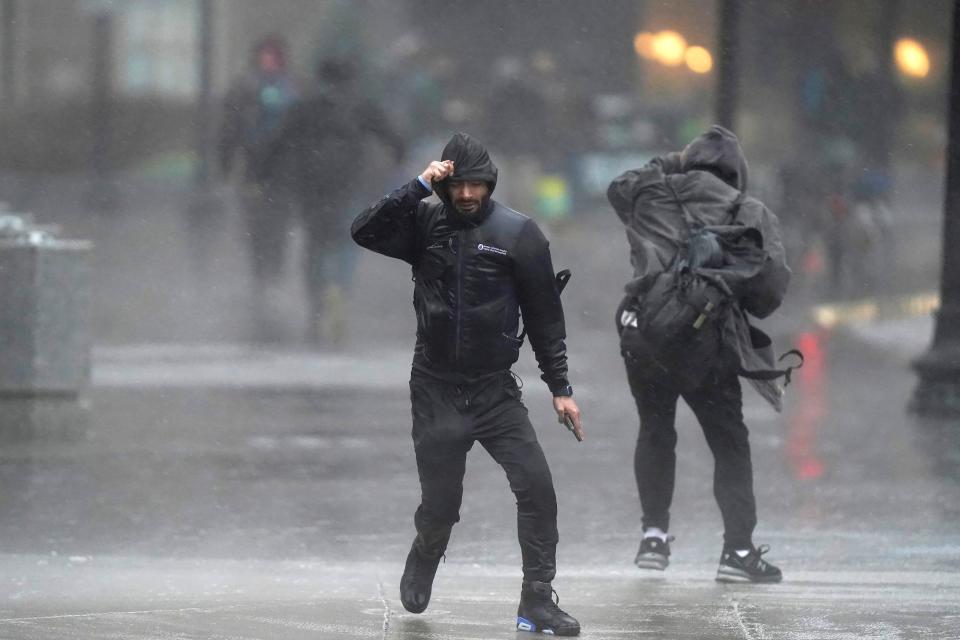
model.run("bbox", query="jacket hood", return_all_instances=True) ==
[440,132,498,187]
[680,125,749,192]
[434,132,499,225]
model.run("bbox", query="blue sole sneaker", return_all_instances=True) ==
[517,616,552,634]
[518,615,580,635]
[516,581,580,636]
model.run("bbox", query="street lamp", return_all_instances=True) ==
[910,1,960,417]
[634,31,713,75]
[685,46,714,74]
[652,30,687,67]
[894,38,931,79]
[634,32,656,60]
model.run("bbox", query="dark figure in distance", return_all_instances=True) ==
[257,56,404,343]
[607,126,791,583]
[218,36,300,337]
[352,133,583,635]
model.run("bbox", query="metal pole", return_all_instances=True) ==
[716,0,741,131]
[871,0,901,173]
[910,0,960,417]
[0,0,15,176]
[195,0,213,185]
[87,8,117,211]
[1,0,15,112]
[184,0,221,278]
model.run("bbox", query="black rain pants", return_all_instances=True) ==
[409,369,559,583]
[625,358,757,550]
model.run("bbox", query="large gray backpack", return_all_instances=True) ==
[617,180,800,388]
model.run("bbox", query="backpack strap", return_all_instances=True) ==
[737,349,804,387]
[517,269,572,342]
[663,176,700,230]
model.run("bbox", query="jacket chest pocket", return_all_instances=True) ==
[415,249,453,283]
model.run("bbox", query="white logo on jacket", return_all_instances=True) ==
[478,243,508,256]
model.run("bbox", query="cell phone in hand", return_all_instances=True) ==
[563,414,582,442]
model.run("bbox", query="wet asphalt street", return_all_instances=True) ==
[0,178,958,638]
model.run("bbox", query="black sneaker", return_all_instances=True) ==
[516,580,580,636]
[635,534,674,570]
[716,544,782,583]
[399,541,444,613]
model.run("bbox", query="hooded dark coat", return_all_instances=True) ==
[352,133,570,392]
[250,71,405,229]
[218,51,300,187]
[607,126,791,410]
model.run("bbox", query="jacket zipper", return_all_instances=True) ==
[454,230,463,368]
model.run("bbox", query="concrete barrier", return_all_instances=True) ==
[0,214,93,396]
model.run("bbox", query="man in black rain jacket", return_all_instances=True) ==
[352,132,582,636]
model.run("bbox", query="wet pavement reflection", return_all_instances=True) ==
[785,330,828,482]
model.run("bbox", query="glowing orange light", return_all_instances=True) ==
[652,31,687,67]
[685,46,713,74]
[633,31,656,59]
[894,38,930,78]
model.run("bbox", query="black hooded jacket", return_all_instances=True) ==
[351,133,570,393]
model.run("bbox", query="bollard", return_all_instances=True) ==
[0,213,93,396]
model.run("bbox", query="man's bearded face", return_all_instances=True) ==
[449,180,490,217]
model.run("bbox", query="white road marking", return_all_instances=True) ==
[92,344,413,390]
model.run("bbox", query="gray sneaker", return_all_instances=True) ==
[635,535,674,570]
[716,545,782,583]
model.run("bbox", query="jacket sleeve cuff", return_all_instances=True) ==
[415,176,432,193]
[549,381,573,397]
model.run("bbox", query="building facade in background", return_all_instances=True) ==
[0,0,952,181]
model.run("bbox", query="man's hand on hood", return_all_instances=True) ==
[421,160,455,186]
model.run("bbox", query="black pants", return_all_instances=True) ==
[409,370,559,583]
[625,359,757,550]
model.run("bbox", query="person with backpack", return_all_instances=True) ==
[607,126,793,583]
[352,133,583,636]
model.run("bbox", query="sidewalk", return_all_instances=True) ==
[1,557,958,639]
[2,319,959,638]
[808,291,938,363]
[846,313,934,362]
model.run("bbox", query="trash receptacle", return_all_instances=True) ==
[0,214,93,396]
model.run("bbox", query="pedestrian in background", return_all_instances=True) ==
[257,55,404,344]
[218,35,300,339]
[352,132,583,636]
[607,126,791,583]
